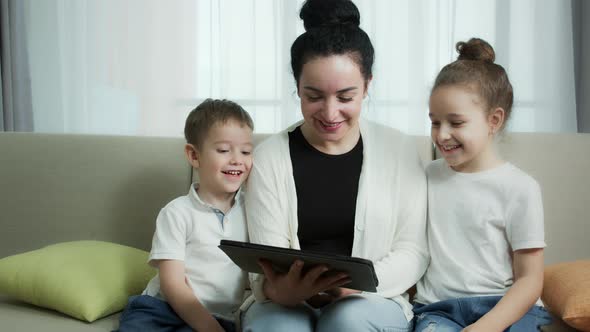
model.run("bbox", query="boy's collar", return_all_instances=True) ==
[188,182,243,210]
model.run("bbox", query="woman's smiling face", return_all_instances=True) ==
[297,54,369,154]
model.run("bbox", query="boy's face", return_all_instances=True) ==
[189,120,253,197]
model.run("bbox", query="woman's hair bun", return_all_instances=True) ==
[456,38,495,63]
[299,0,360,31]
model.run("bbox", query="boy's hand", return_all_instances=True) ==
[258,259,350,307]
[202,319,226,332]
[159,260,225,332]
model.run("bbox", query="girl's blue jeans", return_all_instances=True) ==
[413,296,552,332]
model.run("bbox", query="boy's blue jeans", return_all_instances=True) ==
[413,296,552,332]
[113,295,236,332]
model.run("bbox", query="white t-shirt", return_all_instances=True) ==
[143,183,248,321]
[415,159,545,305]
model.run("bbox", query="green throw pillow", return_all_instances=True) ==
[0,240,156,322]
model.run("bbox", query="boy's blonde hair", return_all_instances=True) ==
[184,98,254,148]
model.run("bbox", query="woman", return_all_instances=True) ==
[242,0,428,331]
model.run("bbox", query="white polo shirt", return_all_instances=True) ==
[143,183,248,321]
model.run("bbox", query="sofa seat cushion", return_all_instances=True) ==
[0,295,120,332]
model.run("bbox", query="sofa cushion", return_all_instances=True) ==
[542,260,590,331]
[0,241,155,322]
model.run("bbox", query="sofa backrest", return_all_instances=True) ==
[1,132,433,259]
[3,131,585,265]
[0,133,189,257]
[497,133,590,265]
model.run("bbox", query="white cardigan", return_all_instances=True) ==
[245,119,428,318]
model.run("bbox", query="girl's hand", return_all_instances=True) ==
[258,259,350,307]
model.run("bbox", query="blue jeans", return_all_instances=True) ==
[242,292,412,332]
[413,296,552,332]
[114,295,236,332]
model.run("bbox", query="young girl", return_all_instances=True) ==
[413,38,553,331]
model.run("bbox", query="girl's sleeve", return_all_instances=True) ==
[245,143,292,301]
[506,177,546,251]
[373,135,429,298]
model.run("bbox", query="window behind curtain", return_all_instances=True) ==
[24,0,577,136]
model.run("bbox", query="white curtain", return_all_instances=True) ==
[23,0,577,136]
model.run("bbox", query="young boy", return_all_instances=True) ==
[115,99,254,332]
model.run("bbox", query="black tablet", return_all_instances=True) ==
[219,240,379,292]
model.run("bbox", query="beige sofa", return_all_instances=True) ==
[0,131,588,331]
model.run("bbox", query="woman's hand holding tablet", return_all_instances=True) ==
[257,259,351,306]
[218,240,379,294]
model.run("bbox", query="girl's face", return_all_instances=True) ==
[297,54,369,154]
[429,85,501,173]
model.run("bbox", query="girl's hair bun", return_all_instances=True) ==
[456,38,495,63]
[299,0,360,31]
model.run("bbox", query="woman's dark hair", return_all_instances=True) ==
[291,0,374,88]
[433,38,514,130]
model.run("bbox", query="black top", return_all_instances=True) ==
[288,125,363,256]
